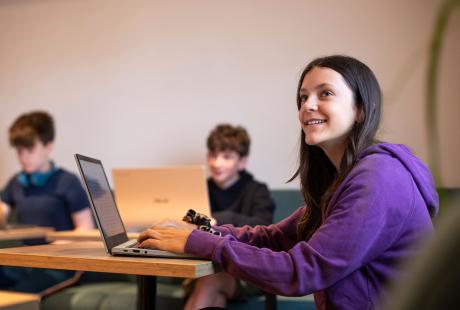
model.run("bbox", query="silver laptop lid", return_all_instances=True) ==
[112,166,210,229]
[74,154,129,254]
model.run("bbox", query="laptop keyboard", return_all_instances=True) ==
[128,242,140,249]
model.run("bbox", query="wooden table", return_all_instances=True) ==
[0,227,54,242]
[46,229,139,242]
[0,290,39,310]
[0,227,52,309]
[0,242,214,310]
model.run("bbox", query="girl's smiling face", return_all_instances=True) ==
[298,66,359,166]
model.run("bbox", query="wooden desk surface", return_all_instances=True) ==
[0,290,39,308]
[0,227,54,241]
[46,229,139,242]
[0,242,214,278]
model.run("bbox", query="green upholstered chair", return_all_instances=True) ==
[41,280,185,310]
[271,190,304,222]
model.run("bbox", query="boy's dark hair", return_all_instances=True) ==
[207,124,250,157]
[9,111,55,148]
[290,55,382,241]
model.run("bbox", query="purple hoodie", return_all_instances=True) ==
[185,143,438,309]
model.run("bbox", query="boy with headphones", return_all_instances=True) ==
[0,111,94,293]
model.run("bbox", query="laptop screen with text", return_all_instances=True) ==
[77,157,125,238]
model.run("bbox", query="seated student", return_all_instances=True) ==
[138,55,438,310]
[183,124,275,309]
[206,124,275,226]
[0,111,94,293]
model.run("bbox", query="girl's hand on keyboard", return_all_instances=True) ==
[148,218,197,230]
[137,220,195,253]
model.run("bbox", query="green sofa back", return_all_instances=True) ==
[271,189,303,222]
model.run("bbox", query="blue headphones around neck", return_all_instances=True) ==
[17,162,57,188]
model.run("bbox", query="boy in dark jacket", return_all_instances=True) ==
[206,124,275,226]
[183,124,275,309]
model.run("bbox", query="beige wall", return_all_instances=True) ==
[0,0,458,189]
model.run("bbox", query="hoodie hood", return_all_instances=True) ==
[358,143,439,218]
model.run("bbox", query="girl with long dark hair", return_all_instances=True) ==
[138,55,438,309]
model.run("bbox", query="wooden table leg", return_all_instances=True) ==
[137,275,157,310]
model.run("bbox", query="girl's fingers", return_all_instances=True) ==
[139,238,159,249]
[138,228,161,242]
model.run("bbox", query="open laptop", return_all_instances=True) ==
[74,154,197,258]
[112,166,211,230]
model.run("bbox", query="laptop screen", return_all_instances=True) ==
[75,154,128,252]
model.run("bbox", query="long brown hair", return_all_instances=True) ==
[290,55,382,241]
